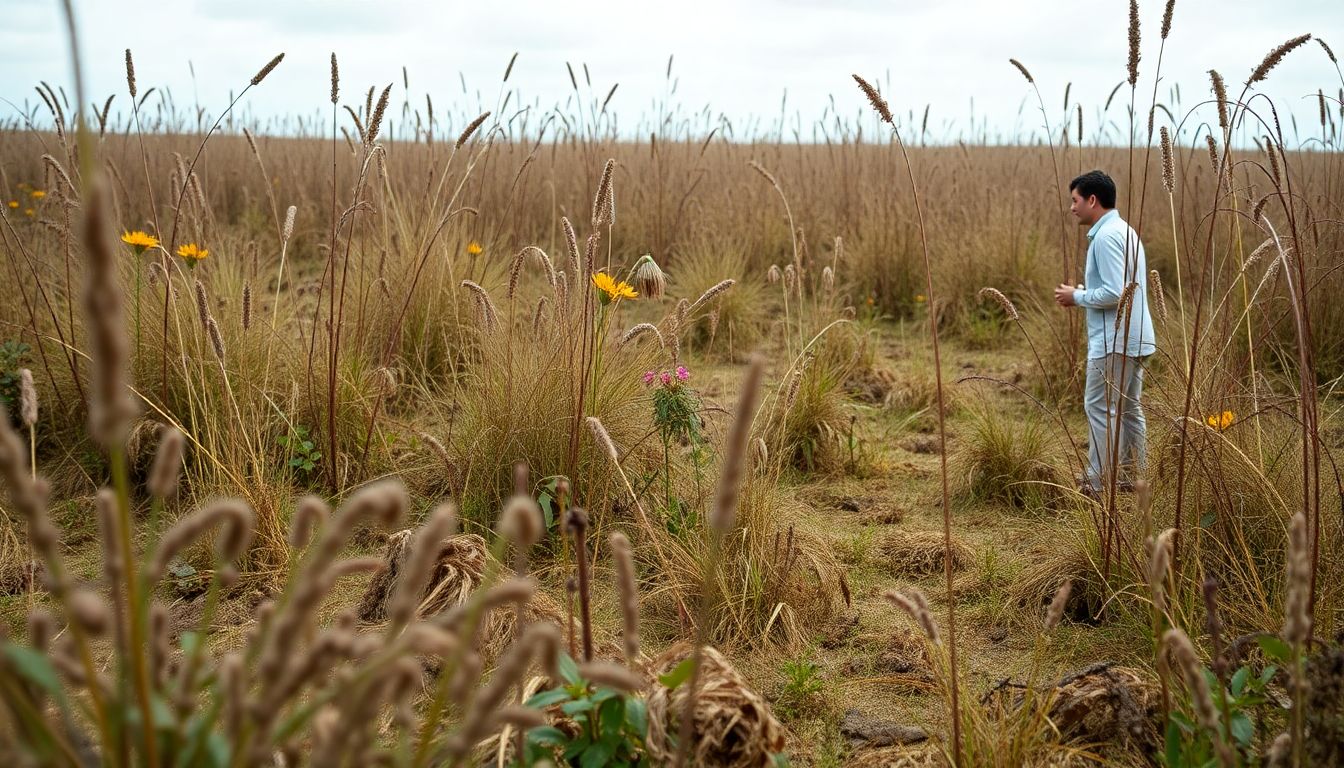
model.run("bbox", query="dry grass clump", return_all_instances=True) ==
[355,529,487,621]
[1005,524,1111,626]
[763,340,862,474]
[881,364,957,426]
[646,643,786,767]
[672,239,767,360]
[879,530,972,577]
[639,447,846,648]
[1145,408,1344,635]
[953,406,1065,511]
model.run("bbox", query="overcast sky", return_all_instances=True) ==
[0,0,1339,145]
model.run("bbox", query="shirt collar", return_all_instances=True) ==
[1087,209,1119,241]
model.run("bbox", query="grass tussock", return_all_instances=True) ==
[953,405,1066,511]
[879,530,972,577]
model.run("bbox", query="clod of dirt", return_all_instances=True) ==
[819,611,861,649]
[901,436,942,455]
[863,508,906,526]
[0,559,41,596]
[840,708,929,748]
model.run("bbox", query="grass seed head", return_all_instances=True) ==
[1249,34,1312,84]
[250,53,285,87]
[456,111,491,149]
[852,74,894,125]
[1009,58,1034,84]
[18,369,37,427]
[148,427,185,499]
[1127,0,1141,86]
[1160,126,1175,192]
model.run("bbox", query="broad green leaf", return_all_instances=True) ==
[1230,712,1254,747]
[625,698,648,737]
[207,732,231,767]
[3,645,69,704]
[658,658,696,690]
[562,698,595,716]
[559,653,581,685]
[1229,666,1249,697]
[581,739,616,768]
[180,631,203,655]
[599,697,625,741]
[1259,666,1278,686]
[526,726,569,746]
[525,688,572,709]
[1165,718,1183,767]
[563,735,591,760]
[1257,635,1291,662]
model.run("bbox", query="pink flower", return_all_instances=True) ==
[643,370,657,386]
[675,365,690,381]
[660,372,672,386]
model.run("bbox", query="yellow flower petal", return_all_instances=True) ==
[121,230,160,249]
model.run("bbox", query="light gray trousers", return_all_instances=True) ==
[1083,353,1147,488]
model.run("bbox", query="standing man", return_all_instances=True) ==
[1054,170,1155,497]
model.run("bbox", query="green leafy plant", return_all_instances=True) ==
[1163,648,1281,767]
[0,339,31,423]
[521,653,649,767]
[774,659,826,721]
[647,366,703,518]
[277,424,322,479]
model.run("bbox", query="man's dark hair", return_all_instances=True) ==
[1069,170,1117,209]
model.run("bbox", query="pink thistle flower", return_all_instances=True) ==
[675,366,690,381]
[660,371,672,386]
[643,370,657,386]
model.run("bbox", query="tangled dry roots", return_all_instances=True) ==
[984,663,1160,752]
[879,531,971,577]
[355,528,572,659]
[646,643,785,768]
[356,530,487,622]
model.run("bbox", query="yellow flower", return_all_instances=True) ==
[592,271,637,304]
[121,230,160,253]
[466,241,483,256]
[915,294,927,303]
[24,208,34,217]
[6,200,17,209]
[30,190,46,200]
[1206,410,1235,431]
[177,242,209,266]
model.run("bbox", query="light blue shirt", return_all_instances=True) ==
[1072,209,1156,359]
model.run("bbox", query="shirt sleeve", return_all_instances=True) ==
[1073,230,1128,309]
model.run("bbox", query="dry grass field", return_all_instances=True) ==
[1,6,1342,767]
